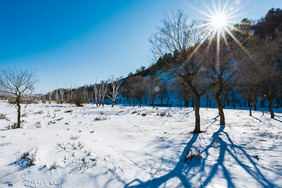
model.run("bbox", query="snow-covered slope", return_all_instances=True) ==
[0,101,281,187]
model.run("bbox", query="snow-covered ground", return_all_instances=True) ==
[0,101,281,188]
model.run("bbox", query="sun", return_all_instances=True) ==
[210,12,228,32]
[206,9,232,35]
[190,0,236,36]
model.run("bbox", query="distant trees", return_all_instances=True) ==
[175,78,191,107]
[124,76,136,106]
[93,81,108,107]
[133,75,146,107]
[244,30,282,118]
[146,75,161,108]
[69,88,89,107]
[0,68,37,128]
[158,81,170,106]
[123,75,146,107]
[108,77,122,107]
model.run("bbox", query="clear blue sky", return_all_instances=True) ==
[0,0,281,93]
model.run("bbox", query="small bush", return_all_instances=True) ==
[0,114,7,119]
[184,149,201,162]
[6,123,17,129]
[21,113,28,117]
[70,135,80,140]
[35,121,41,128]
[160,112,166,117]
[56,100,66,104]
[50,163,62,170]
[35,110,44,114]
[56,117,63,121]
[29,100,39,104]
[95,116,110,121]
[19,152,36,166]
[131,111,137,114]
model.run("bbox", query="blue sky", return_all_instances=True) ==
[0,0,281,93]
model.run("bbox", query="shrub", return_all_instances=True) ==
[29,100,39,104]
[131,111,138,114]
[6,123,17,129]
[21,113,28,117]
[35,110,44,114]
[95,116,110,121]
[70,135,80,140]
[184,149,201,162]
[19,152,36,166]
[0,114,7,119]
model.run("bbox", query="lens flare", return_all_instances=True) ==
[185,0,254,66]
[210,12,228,32]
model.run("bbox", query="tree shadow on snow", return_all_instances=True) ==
[124,125,276,188]
[273,118,282,123]
[124,133,199,187]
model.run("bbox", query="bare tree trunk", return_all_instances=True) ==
[267,97,274,119]
[214,93,225,125]
[193,96,201,133]
[261,97,265,108]
[16,97,21,128]
[184,99,189,107]
[254,99,257,111]
[232,92,236,109]
[248,100,252,116]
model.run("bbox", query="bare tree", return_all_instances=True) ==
[0,68,37,128]
[150,10,217,133]
[133,75,146,107]
[108,77,122,107]
[203,38,241,125]
[69,88,89,107]
[146,75,161,108]
[93,81,108,107]
[159,81,170,105]
[174,77,191,107]
[243,29,282,118]
[123,76,135,106]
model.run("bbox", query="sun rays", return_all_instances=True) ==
[186,0,253,65]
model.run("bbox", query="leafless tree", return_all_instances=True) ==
[0,68,37,128]
[203,38,241,125]
[108,77,122,107]
[93,81,108,107]
[159,81,170,105]
[150,10,217,133]
[69,88,89,107]
[123,76,135,106]
[133,75,146,107]
[146,75,161,108]
[174,77,191,107]
[243,29,282,118]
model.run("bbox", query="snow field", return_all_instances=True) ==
[0,101,281,187]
